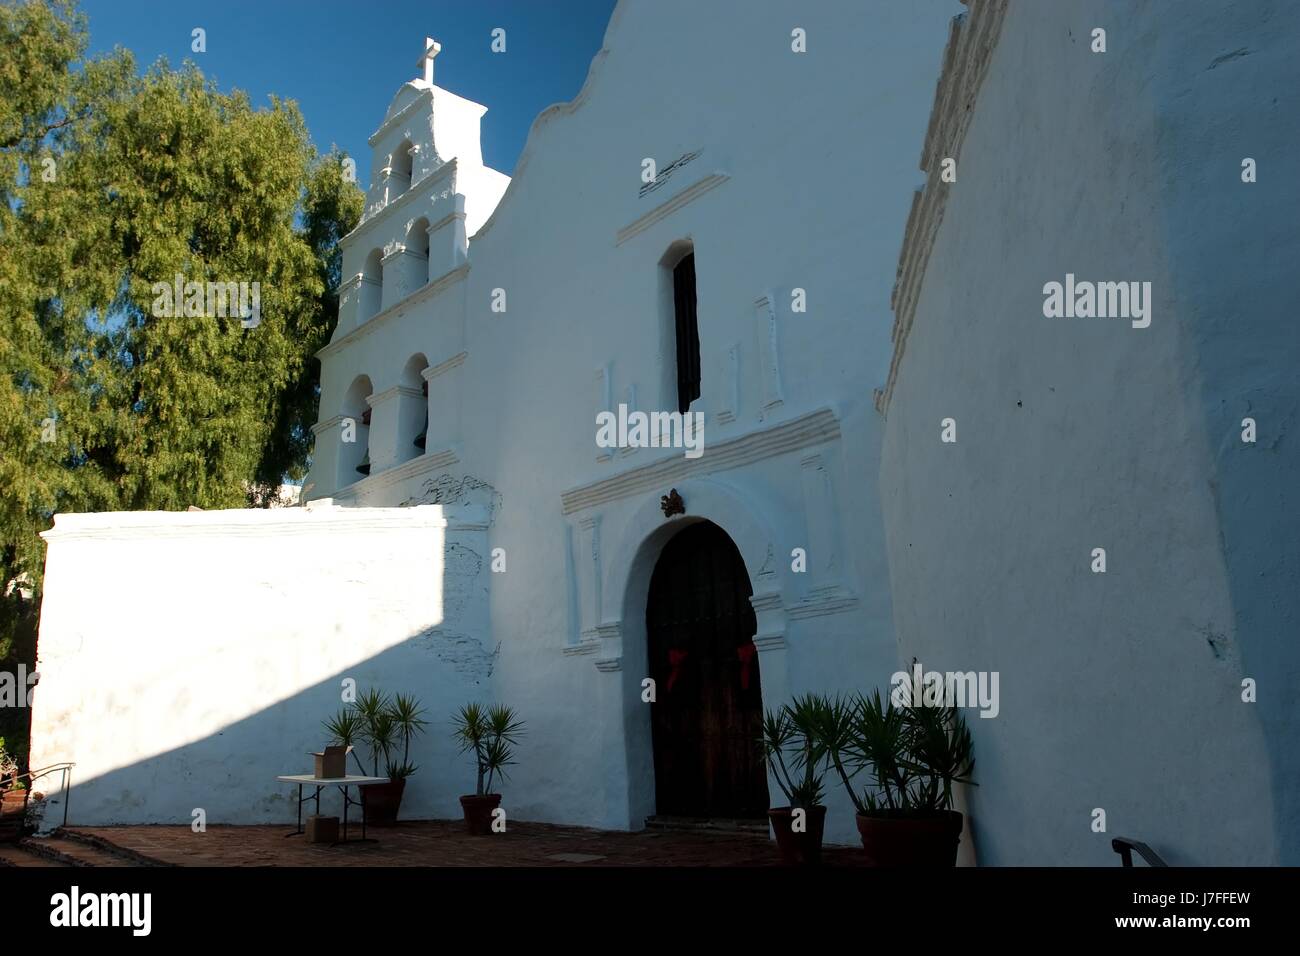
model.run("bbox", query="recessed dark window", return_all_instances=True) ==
[672,252,701,414]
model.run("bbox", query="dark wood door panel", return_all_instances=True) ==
[647,521,767,818]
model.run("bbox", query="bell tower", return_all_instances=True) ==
[310,36,511,500]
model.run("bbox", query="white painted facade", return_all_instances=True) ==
[299,0,957,846]
[29,0,1298,864]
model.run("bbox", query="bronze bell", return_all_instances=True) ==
[355,450,371,476]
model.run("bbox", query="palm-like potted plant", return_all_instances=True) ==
[323,688,427,826]
[821,688,975,866]
[758,694,831,865]
[0,739,23,825]
[451,702,524,835]
[0,738,18,792]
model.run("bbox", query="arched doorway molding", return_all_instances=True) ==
[591,475,795,828]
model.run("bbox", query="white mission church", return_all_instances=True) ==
[30,0,1300,864]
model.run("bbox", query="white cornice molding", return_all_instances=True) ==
[330,445,460,502]
[367,385,423,407]
[41,504,451,542]
[381,245,419,265]
[343,158,459,248]
[880,0,1009,416]
[311,413,348,437]
[560,406,841,515]
[615,171,729,246]
[572,621,622,662]
[786,586,860,621]
[427,204,466,234]
[319,262,469,360]
[421,351,468,381]
[616,171,733,247]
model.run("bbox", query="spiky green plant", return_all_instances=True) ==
[386,692,428,778]
[452,703,525,796]
[322,709,369,776]
[757,693,833,810]
[323,687,427,780]
[821,688,976,815]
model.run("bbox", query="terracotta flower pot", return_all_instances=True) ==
[459,794,502,835]
[1,790,27,814]
[855,809,964,867]
[0,790,31,842]
[768,805,827,865]
[360,778,406,827]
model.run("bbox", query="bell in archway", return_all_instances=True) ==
[355,450,371,476]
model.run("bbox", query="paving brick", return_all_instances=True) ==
[60,820,868,867]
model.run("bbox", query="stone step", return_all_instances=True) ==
[644,815,769,835]
[17,835,137,867]
[0,842,73,867]
[56,828,173,866]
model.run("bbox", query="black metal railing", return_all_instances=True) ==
[1112,836,1167,867]
[2,762,75,830]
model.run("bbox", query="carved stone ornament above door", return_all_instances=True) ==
[660,488,685,518]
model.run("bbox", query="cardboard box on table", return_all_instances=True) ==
[308,744,351,780]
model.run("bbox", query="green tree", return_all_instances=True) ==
[0,0,362,758]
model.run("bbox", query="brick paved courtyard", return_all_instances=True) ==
[4,820,868,867]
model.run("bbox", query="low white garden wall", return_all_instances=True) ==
[28,503,496,830]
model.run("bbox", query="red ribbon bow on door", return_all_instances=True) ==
[666,649,688,693]
[737,644,756,690]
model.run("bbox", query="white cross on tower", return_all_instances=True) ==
[416,37,441,85]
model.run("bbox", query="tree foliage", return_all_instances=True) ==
[0,1,362,751]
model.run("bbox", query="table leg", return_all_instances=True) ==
[342,785,349,843]
[285,783,304,837]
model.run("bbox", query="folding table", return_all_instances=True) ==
[277,774,388,845]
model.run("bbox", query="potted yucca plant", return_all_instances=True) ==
[451,703,524,835]
[820,687,975,866]
[323,688,426,826]
[758,694,832,865]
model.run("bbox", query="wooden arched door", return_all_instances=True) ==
[646,521,768,819]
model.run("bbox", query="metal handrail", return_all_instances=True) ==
[2,761,75,829]
[1112,836,1168,867]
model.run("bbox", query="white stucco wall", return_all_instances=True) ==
[29,504,497,827]
[879,0,1300,865]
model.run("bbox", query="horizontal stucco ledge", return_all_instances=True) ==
[40,504,453,542]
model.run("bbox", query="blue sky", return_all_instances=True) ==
[78,0,616,175]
